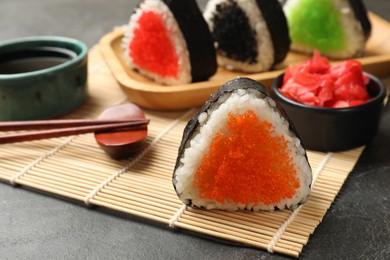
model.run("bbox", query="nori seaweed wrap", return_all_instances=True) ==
[173,77,312,211]
[123,0,217,85]
[203,0,291,73]
[284,0,371,58]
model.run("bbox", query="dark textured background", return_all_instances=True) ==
[0,0,389,259]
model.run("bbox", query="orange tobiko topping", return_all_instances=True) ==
[194,110,300,205]
[129,11,179,78]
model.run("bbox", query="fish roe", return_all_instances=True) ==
[194,109,300,205]
[129,11,179,78]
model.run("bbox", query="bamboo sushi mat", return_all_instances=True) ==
[0,47,370,258]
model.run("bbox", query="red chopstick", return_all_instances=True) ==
[0,119,147,131]
[0,119,149,144]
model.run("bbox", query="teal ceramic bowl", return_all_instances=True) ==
[0,36,88,120]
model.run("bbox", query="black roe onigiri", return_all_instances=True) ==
[284,0,371,58]
[203,0,290,73]
[123,0,217,85]
[172,77,312,211]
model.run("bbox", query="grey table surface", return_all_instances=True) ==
[0,0,389,259]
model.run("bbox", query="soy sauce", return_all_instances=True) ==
[0,46,77,74]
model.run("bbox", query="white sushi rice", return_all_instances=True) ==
[203,0,275,73]
[122,0,191,85]
[284,0,366,58]
[174,84,312,211]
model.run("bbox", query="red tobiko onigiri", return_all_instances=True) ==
[123,0,217,85]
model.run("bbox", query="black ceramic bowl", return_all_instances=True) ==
[271,73,387,152]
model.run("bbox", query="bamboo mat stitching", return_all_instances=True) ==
[169,204,187,227]
[266,152,333,253]
[84,108,196,206]
[10,136,76,186]
[310,152,333,187]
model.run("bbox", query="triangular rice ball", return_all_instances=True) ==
[123,0,217,85]
[173,77,312,211]
[284,0,371,58]
[203,0,290,73]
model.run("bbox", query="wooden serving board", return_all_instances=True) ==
[0,46,379,258]
[99,12,390,110]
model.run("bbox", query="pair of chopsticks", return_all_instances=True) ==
[0,118,149,144]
